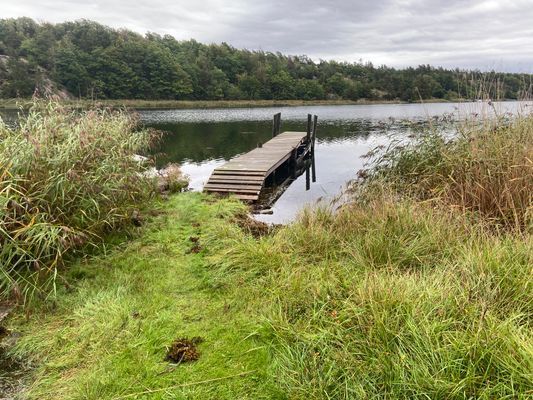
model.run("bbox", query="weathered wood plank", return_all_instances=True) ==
[209,177,265,183]
[210,170,266,176]
[204,183,262,191]
[205,130,308,201]
[206,188,261,195]
[230,194,259,201]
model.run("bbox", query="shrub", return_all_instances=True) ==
[0,101,157,301]
[156,163,189,194]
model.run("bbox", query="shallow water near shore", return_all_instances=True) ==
[1,101,529,223]
[140,101,530,223]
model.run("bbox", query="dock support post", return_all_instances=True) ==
[306,114,312,143]
[311,115,318,151]
[312,114,318,182]
[311,153,316,183]
[272,113,281,137]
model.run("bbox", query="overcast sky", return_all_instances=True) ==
[3,0,533,72]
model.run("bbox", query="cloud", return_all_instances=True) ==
[2,0,532,72]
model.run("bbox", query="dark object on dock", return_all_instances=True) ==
[204,113,318,201]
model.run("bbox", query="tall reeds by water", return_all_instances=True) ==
[0,101,157,302]
[362,106,532,231]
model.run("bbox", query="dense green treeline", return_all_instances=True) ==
[1,18,531,101]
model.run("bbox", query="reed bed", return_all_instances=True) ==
[362,111,533,232]
[0,101,157,302]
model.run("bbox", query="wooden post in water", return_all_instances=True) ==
[312,115,318,150]
[272,113,281,137]
[311,115,318,182]
[306,114,312,143]
[311,154,316,183]
[306,163,311,190]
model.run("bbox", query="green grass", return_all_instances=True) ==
[6,195,533,399]
[4,112,532,399]
[206,200,532,399]
[7,193,280,399]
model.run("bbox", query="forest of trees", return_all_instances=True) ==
[1,18,531,101]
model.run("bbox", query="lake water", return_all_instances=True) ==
[140,101,530,223]
[1,101,530,223]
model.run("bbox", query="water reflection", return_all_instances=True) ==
[140,101,530,223]
[150,119,411,166]
[1,101,530,224]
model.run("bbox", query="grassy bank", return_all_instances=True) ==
[0,98,460,110]
[6,192,531,399]
[203,113,532,398]
[208,201,531,398]
[5,194,278,399]
[2,112,532,399]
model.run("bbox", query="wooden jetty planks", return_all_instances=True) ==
[204,131,307,200]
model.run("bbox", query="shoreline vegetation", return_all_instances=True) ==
[1,102,532,399]
[0,101,165,301]
[0,97,486,110]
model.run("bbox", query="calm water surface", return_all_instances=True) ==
[1,101,529,223]
[140,101,529,223]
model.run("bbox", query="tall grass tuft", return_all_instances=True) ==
[206,198,532,399]
[0,101,157,302]
[363,112,533,231]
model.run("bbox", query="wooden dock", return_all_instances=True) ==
[204,131,307,200]
[204,114,317,201]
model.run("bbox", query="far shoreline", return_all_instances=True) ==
[0,98,480,110]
